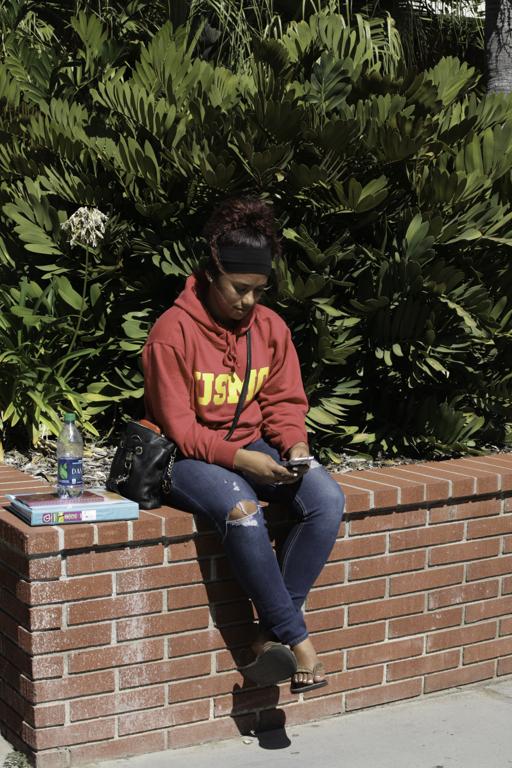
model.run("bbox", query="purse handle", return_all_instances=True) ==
[224,329,252,441]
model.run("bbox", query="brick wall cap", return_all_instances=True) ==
[1,455,511,555]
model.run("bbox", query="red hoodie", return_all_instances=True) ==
[142,273,309,468]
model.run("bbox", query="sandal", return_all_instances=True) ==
[290,662,328,694]
[239,641,297,686]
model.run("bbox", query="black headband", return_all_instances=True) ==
[218,245,273,276]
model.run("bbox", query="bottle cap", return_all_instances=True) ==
[63,413,76,423]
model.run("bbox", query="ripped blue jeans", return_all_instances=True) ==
[167,438,345,647]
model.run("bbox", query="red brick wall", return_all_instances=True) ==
[1,456,512,767]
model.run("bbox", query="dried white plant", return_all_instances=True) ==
[61,207,108,248]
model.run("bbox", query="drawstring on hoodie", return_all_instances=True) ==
[222,332,239,371]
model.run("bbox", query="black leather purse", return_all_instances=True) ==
[107,330,252,510]
[106,420,177,509]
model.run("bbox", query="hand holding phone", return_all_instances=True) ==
[283,456,314,469]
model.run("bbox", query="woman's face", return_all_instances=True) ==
[207,271,269,324]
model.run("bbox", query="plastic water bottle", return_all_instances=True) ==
[56,413,84,498]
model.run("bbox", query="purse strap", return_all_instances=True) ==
[224,329,252,441]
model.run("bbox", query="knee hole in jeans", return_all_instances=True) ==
[227,500,259,527]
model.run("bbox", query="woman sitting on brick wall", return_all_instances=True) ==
[142,197,345,693]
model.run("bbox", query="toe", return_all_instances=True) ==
[293,670,313,686]
[313,663,326,684]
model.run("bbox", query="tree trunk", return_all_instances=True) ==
[486,0,512,92]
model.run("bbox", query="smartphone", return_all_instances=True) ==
[284,456,315,468]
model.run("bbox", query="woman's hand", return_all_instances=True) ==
[286,442,310,460]
[234,449,298,485]
[283,441,312,480]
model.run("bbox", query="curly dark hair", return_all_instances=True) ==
[203,197,281,269]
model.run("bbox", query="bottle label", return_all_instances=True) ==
[57,458,83,486]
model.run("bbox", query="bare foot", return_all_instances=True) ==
[290,637,326,688]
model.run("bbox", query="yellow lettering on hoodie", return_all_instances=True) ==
[194,368,270,408]
[227,373,243,404]
[255,367,269,394]
[194,371,214,406]
[214,373,230,405]
[246,369,258,402]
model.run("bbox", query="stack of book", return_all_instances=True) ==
[6,489,139,526]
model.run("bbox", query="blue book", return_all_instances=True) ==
[6,488,139,525]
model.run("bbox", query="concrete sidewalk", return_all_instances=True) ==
[2,677,512,768]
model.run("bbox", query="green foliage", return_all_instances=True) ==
[349,1,485,73]
[1,1,512,458]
